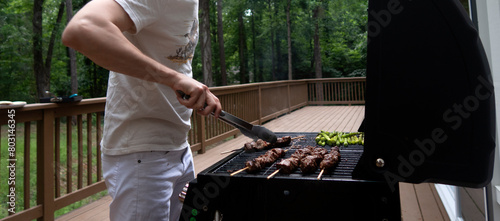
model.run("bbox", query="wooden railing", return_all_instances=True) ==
[0,77,364,220]
[0,99,106,221]
[307,77,366,105]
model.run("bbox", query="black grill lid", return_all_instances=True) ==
[354,0,496,188]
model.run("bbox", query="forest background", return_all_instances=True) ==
[0,0,369,103]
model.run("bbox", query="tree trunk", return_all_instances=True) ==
[313,3,323,103]
[33,0,46,101]
[45,1,65,77]
[66,0,78,94]
[268,0,276,80]
[200,0,213,86]
[274,5,281,80]
[217,0,227,86]
[34,0,66,100]
[238,11,248,84]
[250,7,257,83]
[313,5,322,79]
[286,0,292,80]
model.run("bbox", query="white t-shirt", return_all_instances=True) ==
[101,0,199,155]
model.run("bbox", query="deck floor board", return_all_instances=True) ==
[56,106,449,221]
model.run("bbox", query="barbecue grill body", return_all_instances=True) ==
[180,133,401,221]
[181,176,400,221]
[355,0,496,187]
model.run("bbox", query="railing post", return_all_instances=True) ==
[24,122,31,210]
[197,113,206,154]
[37,109,55,221]
[87,114,92,186]
[287,82,291,114]
[96,113,102,181]
[316,81,324,105]
[258,86,263,124]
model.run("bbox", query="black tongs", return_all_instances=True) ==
[177,90,278,143]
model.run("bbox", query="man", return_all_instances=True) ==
[62,0,221,220]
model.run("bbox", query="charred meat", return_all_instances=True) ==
[299,155,323,174]
[243,136,292,152]
[245,148,286,173]
[276,157,300,174]
[319,146,341,171]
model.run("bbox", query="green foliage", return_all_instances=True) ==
[196,0,367,83]
[0,0,37,102]
[321,0,368,77]
[1,0,367,102]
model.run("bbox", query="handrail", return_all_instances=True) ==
[0,77,365,220]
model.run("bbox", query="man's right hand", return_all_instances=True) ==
[174,77,221,118]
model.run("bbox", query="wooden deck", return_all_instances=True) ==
[56,106,450,221]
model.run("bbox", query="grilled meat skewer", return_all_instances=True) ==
[275,157,300,174]
[274,146,328,175]
[299,154,323,174]
[317,146,341,179]
[243,136,292,152]
[244,148,286,173]
[319,146,340,170]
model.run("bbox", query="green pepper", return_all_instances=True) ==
[327,139,333,146]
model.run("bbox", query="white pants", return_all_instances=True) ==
[102,148,195,221]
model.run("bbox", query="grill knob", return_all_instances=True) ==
[375,158,385,168]
[283,190,290,196]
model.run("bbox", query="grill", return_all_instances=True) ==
[180,133,401,221]
[180,0,496,220]
[211,133,362,180]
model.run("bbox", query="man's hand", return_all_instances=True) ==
[174,77,222,118]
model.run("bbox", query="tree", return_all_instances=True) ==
[200,0,213,86]
[313,1,322,79]
[33,0,46,100]
[237,9,248,84]
[268,0,276,80]
[33,0,66,101]
[286,0,292,80]
[66,0,77,94]
[248,0,266,83]
[217,0,227,85]
[312,0,323,102]
[249,5,257,82]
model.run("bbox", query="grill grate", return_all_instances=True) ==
[209,133,363,180]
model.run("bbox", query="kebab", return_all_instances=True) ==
[230,148,286,176]
[268,146,328,179]
[299,147,327,174]
[221,136,297,154]
[243,136,292,152]
[317,146,341,180]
